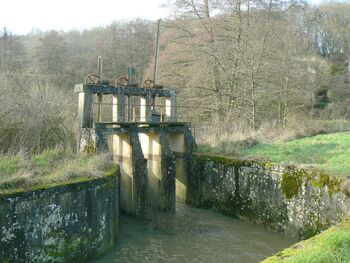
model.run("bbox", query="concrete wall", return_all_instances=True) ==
[0,175,119,263]
[188,154,350,239]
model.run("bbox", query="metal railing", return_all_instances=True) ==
[90,101,209,140]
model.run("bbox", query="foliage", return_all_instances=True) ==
[1,1,350,152]
[0,72,76,153]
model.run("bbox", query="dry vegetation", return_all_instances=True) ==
[0,148,115,194]
[0,1,349,154]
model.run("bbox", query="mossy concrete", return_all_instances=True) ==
[0,171,119,263]
[188,154,350,239]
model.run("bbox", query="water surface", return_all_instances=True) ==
[93,202,297,263]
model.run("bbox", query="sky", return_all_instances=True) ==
[1,0,323,35]
[0,0,170,35]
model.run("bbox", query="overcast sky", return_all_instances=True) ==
[0,0,169,35]
[1,0,322,35]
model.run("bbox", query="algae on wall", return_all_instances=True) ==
[188,154,350,239]
[0,173,119,263]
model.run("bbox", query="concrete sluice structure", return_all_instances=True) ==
[75,83,196,219]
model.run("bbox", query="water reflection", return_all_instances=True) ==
[92,201,297,263]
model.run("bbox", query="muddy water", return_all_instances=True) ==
[92,202,297,263]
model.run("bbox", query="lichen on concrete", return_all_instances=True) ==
[188,153,350,240]
[0,171,119,263]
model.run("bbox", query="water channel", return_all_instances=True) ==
[93,201,297,263]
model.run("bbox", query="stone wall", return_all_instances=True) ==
[188,154,350,239]
[0,174,119,263]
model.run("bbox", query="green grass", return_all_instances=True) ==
[263,217,350,263]
[241,132,350,177]
[0,148,116,194]
[197,132,350,177]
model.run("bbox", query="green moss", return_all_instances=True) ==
[311,173,342,197]
[104,164,119,177]
[197,153,344,199]
[301,210,332,239]
[63,236,90,260]
[281,170,305,199]
[265,162,277,169]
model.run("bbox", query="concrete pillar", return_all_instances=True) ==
[130,132,148,218]
[113,133,135,214]
[138,131,175,213]
[165,98,171,118]
[140,95,152,122]
[165,95,177,122]
[113,131,148,218]
[112,94,125,122]
[184,128,198,206]
[167,133,187,201]
[159,131,176,212]
[139,132,161,211]
[140,97,146,122]
[78,91,93,128]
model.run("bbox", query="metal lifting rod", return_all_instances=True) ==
[153,19,161,85]
[152,19,162,111]
[97,56,103,122]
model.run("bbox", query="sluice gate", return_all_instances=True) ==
[75,70,195,218]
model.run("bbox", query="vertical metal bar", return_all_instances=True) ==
[97,56,103,122]
[97,94,102,122]
[153,19,161,85]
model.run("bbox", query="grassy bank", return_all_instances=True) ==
[197,132,350,177]
[263,217,350,263]
[0,148,116,194]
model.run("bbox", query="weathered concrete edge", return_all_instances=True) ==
[190,153,350,239]
[194,153,349,199]
[0,165,120,263]
[0,164,119,199]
